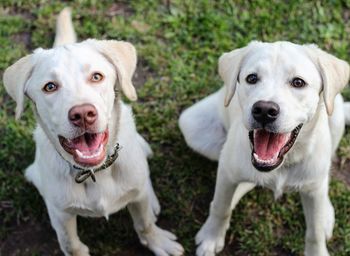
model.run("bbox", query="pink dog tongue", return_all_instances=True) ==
[72,133,104,152]
[254,130,289,160]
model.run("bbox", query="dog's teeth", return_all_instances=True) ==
[75,145,103,159]
[75,149,83,158]
[254,153,278,165]
[97,144,103,154]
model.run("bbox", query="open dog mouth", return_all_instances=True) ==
[249,124,302,172]
[58,129,109,167]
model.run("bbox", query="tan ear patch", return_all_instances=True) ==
[218,48,247,107]
[3,55,34,119]
[304,45,350,115]
[218,43,258,107]
[87,39,138,101]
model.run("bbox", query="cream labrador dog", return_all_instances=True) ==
[179,41,350,256]
[3,8,183,256]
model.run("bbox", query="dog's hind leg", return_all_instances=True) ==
[137,133,153,158]
[46,203,90,256]
[135,133,160,216]
[147,177,161,218]
[24,163,41,189]
[344,101,350,125]
[179,91,227,161]
[328,94,345,155]
[135,134,160,217]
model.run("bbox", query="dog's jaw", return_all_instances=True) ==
[249,124,303,172]
[59,129,109,167]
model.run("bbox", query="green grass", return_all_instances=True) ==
[1,0,350,255]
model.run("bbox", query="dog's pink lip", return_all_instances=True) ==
[249,124,303,172]
[58,129,109,167]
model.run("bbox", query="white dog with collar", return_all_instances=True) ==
[3,8,183,256]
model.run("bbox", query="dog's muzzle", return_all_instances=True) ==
[59,128,109,167]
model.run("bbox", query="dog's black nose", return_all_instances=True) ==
[252,101,280,125]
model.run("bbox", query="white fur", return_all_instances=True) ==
[54,8,76,47]
[3,8,183,256]
[179,41,350,256]
[345,102,350,125]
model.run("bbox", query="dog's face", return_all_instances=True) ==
[3,40,137,168]
[27,45,116,167]
[238,43,321,172]
[219,41,349,172]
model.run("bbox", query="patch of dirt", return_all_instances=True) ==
[11,32,32,50]
[332,158,350,186]
[109,244,152,256]
[133,58,154,89]
[12,32,32,50]
[0,220,61,256]
[3,7,34,50]
[3,5,35,20]
[271,245,296,256]
[106,2,134,17]
[0,217,152,256]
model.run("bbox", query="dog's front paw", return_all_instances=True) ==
[138,225,184,256]
[305,243,329,256]
[195,217,229,256]
[150,193,161,217]
[305,235,330,256]
[71,242,90,256]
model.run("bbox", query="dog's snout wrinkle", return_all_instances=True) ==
[68,103,98,128]
[252,101,280,125]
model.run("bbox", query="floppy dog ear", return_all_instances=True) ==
[218,46,249,107]
[304,45,350,115]
[88,39,137,101]
[3,55,34,119]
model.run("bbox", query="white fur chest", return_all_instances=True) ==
[246,154,330,199]
[28,146,144,219]
[54,163,142,218]
[64,182,139,218]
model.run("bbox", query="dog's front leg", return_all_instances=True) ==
[128,190,184,256]
[195,166,240,256]
[300,180,334,256]
[46,203,90,256]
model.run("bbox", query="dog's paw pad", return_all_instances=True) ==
[151,199,161,217]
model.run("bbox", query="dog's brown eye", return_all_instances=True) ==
[291,78,306,88]
[246,74,258,84]
[43,82,58,93]
[90,72,104,82]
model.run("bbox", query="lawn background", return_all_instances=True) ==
[0,0,350,255]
